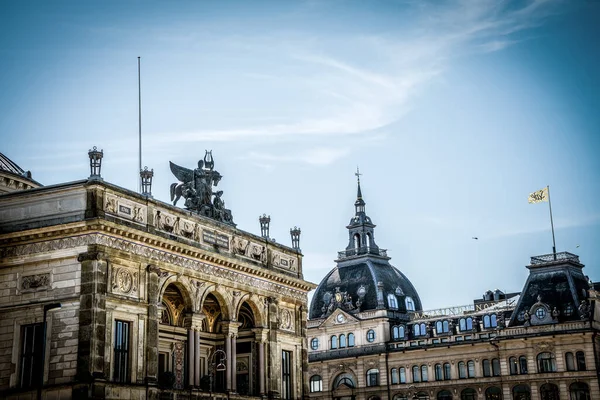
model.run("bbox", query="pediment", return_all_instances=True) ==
[319,308,359,328]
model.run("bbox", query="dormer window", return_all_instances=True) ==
[483,314,497,329]
[435,320,449,334]
[405,297,415,311]
[388,294,398,309]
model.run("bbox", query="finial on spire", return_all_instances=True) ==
[355,167,363,200]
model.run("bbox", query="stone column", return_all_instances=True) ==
[194,330,201,386]
[187,329,195,387]
[76,250,109,384]
[224,332,232,391]
[145,265,161,400]
[267,297,280,400]
[232,333,238,392]
[253,327,269,397]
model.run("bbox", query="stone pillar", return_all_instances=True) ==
[253,327,269,397]
[188,329,195,387]
[299,305,310,400]
[75,250,109,396]
[232,333,238,392]
[225,332,232,391]
[194,330,201,386]
[145,265,161,400]
[267,297,280,400]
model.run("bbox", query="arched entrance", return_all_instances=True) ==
[158,283,193,390]
[235,301,260,396]
[332,372,357,400]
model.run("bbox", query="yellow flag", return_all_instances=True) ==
[528,187,549,204]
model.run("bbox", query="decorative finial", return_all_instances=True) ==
[259,214,271,239]
[140,166,154,198]
[290,226,301,252]
[88,146,104,180]
[355,166,361,184]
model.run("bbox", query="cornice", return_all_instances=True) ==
[0,222,314,299]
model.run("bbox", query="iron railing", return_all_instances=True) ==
[308,344,387,362]
[530,252,579,265]
[337,247,388,259]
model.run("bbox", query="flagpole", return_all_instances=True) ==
[547,185,557,259]
[138,56,142,193]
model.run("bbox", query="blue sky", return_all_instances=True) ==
[1,0,599,310]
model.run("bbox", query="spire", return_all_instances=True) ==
[355,166,363,200]
[354,167,366,215]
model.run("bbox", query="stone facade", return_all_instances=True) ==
[0,178,315,399]
[307,181,599,400]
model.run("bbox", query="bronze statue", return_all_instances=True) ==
[169,151,234,225]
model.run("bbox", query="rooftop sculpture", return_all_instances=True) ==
[169,151,234,225]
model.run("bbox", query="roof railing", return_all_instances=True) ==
[337,247,387,260]
[530,252,579,265]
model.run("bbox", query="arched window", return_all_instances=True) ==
[392,326,400,340]
[421,365,428,382]
[366,233,372,249]
[536,352,556,373]
[443,320,449,332]
[348,333,355,347]
[467,360,475,378]
[443,363,451,380]
[330,335,337,349]
[512,384,531,400]
[492,358,500,376]
[565,352,576,371]
[333,373,355,389]
[437,390,452,400]
[415,392,430,400]
[458,361,467,379]
[576,350,586,371]
[398,325,405,339]
[434,364,443,381]
[388,294,398,309]
[435,320,449,334]
[366,369,379,387]
[399,367,406,383]
[461,388,476,400]
[339,334,346,348]
[482,359,491,377]
[391,368,399,384]
[569,383,590,400]
[412,365,420,382]
[485,387,502,400]
[483,314,498,328]
[466,317,473,330]
[405,297,415,311]
[519,356,528,374]
[540,383,559,400]
[310,338,319,350]
[366,329,376,342]
[354,233,360,249]
[509,356,518,375]
[310,375,322,392]
[459,318,466,331]
[413,323,426,336]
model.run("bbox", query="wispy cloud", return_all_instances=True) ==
[149,0,559,164]
[241,146,351,167]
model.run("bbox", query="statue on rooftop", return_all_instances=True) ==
[170,151,234,225]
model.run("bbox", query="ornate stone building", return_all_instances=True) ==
[0,150,316,399]
[307,179,599,400]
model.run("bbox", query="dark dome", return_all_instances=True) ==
[309,258,422,319]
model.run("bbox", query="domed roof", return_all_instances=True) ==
[0,152,41,193]
[309,258,423,319]
[309,173,422,319]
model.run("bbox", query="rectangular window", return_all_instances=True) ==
[282,350,292,400]
[113,320,130,383]
[20,323,43,389]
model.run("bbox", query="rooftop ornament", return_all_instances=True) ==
[88,146,103,180]
[169,150,234,225]
[259,214,271,239]
[290,226,301,252]
[140,166,154,198]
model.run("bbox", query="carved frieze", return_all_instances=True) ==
[328,361,357,373]
[105,194,146,224]
[231,236,266,263]
[271,251,297,271]
[20,273,51,292]
[111,266,138,296]
[1,233,308,302]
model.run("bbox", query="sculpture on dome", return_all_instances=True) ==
[169,151,234,225]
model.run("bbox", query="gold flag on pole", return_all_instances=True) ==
[528,187,549,204]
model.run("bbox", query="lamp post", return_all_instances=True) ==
[37,303,61,400]
[209,349,227,394]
